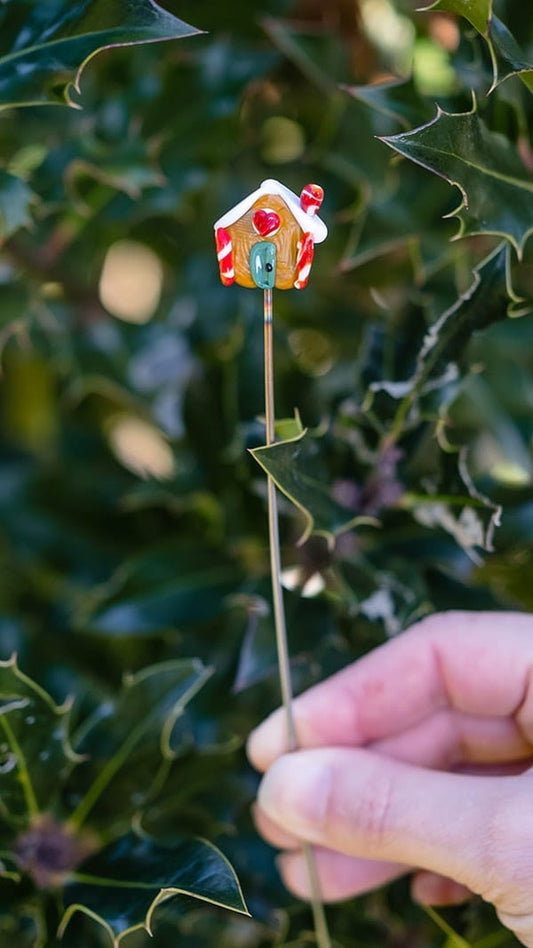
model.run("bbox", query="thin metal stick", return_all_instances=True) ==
[263,287,332,948]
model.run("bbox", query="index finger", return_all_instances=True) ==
[247,610,533,771]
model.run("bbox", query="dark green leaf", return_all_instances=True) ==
[369,242,529,439]
[381,104,533,255]
[0,0,201,110]
[489,16,533,91]
[250,430,377,546]
[68,660,211,830]
[0,657,78,821]
[61,832,248,945]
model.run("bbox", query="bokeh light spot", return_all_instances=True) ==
[99,240,163,324]
[107,414,175,480]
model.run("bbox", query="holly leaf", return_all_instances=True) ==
[407,491,501,562]
[422,0,492,35]
[68,660,211,831]
[0,657,79,823]
[489,16,533,91]
[368,242,529,436]
[422,1,533,90]
[250,429,377,547]
[0,172,35,240]
[380,103,533,256]
[60,831,248,946]
[0,0,201,111]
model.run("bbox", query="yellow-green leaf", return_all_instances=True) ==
[422,0,491,35]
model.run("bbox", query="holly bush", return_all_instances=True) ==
[0,0,531,946]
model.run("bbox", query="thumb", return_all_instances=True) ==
[257,747,521,904]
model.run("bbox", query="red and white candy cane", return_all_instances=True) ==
[294,232,314,289]
[300,183,324,216]
[215,227,235,286]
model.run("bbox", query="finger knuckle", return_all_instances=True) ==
[346,771,395,851]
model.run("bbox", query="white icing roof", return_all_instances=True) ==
[214,178,327,243]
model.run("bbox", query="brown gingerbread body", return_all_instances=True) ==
[229,195,301,289]
[214,179,327,290]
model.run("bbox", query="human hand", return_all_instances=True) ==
[247,611,533,946]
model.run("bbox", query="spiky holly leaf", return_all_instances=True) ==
[422,1,533,90]
[0,0,200,110]
[250,429,376,547]
[68,660,211,831]
[368,242,529,437]
[0,657,79,823]
[489,16,533,91]
[422,0,491,35]
[380,104,533,256]
[407,449,502,561]
[61,832,248,946]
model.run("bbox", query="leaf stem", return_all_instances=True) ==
[0,714,39,818]
[263,288,332,948]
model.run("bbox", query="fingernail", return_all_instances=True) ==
[257,753,333,833]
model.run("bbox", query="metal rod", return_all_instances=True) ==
[263,287,332,948]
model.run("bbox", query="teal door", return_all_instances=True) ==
[249,241,277,289]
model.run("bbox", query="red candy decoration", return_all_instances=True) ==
[215,227,235,286]
[294,231,314,289]
[300,183,324,215]
[252,208,281,237]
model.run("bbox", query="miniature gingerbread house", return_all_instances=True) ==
[214,179,327,291]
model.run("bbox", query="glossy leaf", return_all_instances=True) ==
[423,0,492,35]
[251,430,377,546]
[0,0,200,110]
[0,0,530,944]
[69,660,211,829]
[489,16,533,91]
[381,104,533,256]
[0,657,78,822]
[369,242,529,439]
[61,832,248,945]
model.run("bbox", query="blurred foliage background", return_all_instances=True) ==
[0,0,532,945]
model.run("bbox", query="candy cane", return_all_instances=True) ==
[294,232,314,289]
[300,183,324,215]
[215,227,235,286]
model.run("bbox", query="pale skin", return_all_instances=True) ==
[246,611,533,946]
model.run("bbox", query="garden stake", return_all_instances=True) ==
[214,180,330,948]
[263,285,332,948]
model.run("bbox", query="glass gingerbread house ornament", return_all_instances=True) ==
[214,178,327,290]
